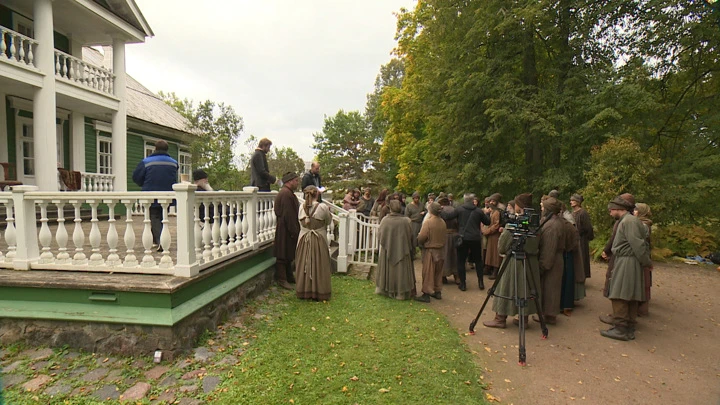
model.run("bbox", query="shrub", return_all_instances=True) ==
[652,224,718,258]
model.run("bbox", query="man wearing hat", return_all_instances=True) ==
[482,193,503,280]
[601,196,651,341]
[570,194,593,279]
[415,202,447,302]
[273,172,301,290]
[536,196,566,325]
[193,169,215,225]
[601,193,635,302]
[405,192,426,249]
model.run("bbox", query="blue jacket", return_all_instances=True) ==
[132,152,179,192]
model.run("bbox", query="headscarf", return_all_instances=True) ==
[635,203,653,226]
[514,193,532,209]
[543,197,562,215]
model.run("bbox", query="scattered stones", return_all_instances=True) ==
[194,347,212,363]
[1,373,27,389]
[178,398,202,405]
[70,386,91,396]
[105,369,124,382]
[145,365,170,380]
[152,390,176,404]
[68,365,89,377]
[159,375,178,387]
[82,367,110,382]
[22,375,53,392]
[175,358,193,369]
[202,375,221,393]
[30,360,49,370]
[93,384,120,401]
[45,383,72,397]
[3,360,23,373]
[121,381,152,401]
[178,384,198,393]
[217,354,238,366]
[30,348,54,361]
[181,368,206,380]
[131,358,148,369]
[96,356,117,366]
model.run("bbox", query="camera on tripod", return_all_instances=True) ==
[502,207,540,235]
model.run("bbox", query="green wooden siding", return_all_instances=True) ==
[84,123,96,173]
[127,133,144,191]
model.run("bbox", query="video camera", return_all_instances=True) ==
[503,208,540,234]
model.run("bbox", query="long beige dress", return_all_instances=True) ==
[295,202,332,301]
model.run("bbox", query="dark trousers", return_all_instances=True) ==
[456,240,483,284]
[611,299,639,328]
[150,206,163,245]
[275,260,296,282]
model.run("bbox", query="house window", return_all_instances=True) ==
[145,141,155,158]
[98,137,112,174]
[14,14,34,38]
[179,151,191,180]
[21,123,34,177]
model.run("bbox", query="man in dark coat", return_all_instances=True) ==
[570,194,593,278]
[536,197,566,325]
[441,193,491,291]
[273,172,300,290]
[301,162,323,202]
[132,140,178,247]
[601,196,650,341]
[405,191,425,249]
[250,138,277,192]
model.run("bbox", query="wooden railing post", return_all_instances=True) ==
[11,185,39,270]
[337,212,349,273]
[348,209,357,257]
[173,183,199,277]
[243,186,259,250]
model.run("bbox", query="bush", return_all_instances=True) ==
[652,224,718,258]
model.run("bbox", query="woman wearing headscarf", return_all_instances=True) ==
[634,203,653,316]
[370,188,389,220]
[375,200,416,300]
[295,185,333,301]
[570,194,594,279]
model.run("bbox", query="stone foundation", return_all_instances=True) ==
[0,267,274,360]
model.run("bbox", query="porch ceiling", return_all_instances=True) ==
[3,0,148,46]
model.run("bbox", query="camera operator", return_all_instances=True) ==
[483,193,541,328]
[441,193,491,291]
[535,196,566,325]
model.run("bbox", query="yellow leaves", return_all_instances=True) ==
[486,393,500,402]
[341,386,348,392]
[484,347,492,353]
[350,376,359,381]
[441,370,447,373]
[504,379,511,383]
[379,388,391,393]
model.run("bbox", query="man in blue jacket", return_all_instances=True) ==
[132,140,178,247]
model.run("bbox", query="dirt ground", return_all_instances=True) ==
[414,259,720,405]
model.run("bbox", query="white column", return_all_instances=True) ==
[32,0,58,191]
[0,93,7,173]
[173,183,199,277]
[111,38,127,191]
[11,185,40,270]
[70,112,85,171]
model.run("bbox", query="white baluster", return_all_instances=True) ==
[264,199,272,240]
[257,200,265,241]
[27,41,34,67]
[227,200,236,251]
[53,202,69,264]
[54,52,61,76]
[4,200,16,263]
[61,54,68,78]
[0,201,5,262]
[159,201,173,268]
[88,201,104,266]
[106,201,121,267]
[18,38,25,65]
[38,202,54,263]
[71,202,87,265]
[0,29,6,60]
[193,203,203,261]
[234,200,243,249]
[220,199,229,256]
[211,200,221,258]
[122,201,138,267]
[8,35,16,62]
[141,201,155,267]
[241,200,249,248]
[202,199,212,263]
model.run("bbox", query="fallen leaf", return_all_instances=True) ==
[341,386,348,392]
[379,388,390,393]
[621,354,629,357]
[484,347,492,353]
[441,370,447,373]
[350,376,359,381]
[504,379,511,383]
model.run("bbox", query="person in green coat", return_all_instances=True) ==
[601,196,651,341]
[483,193,542,328]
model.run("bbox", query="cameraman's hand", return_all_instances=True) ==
[601,251,608,260]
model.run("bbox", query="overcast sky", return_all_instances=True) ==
[126,0,416,162]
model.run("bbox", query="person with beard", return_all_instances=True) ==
[560,202,585,316]
[405,192,426,250]
[570,194,594,279]
[482,193,503,280]
[301,162,324,202]
[600,193,636,324]
[358,187,374,217]
[273,172,301,290]
[438,196,460,285]
[415,202,447,302]
[375,200,416,300]
[250,138,277,192]
[601,196,651,341]
[535,196,566,325]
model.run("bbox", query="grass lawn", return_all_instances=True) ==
[211,276,488,404]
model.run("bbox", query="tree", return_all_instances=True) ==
[159,91,245,191]
[267,146,305,188]
[312,110,379,192]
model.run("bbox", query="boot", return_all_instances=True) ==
[488,267,498,280]
[628,327,636,340]
[512,316,529,327]
[431,291,442,300]
[442,276,449,285]
[600,325,631,341]
[458,281,467,291]
[638,301,649,317]
[563,308,573,317]
[478,277,485,290]
[277,280,293,290]
[483,314,507,329]
[599,314,614,325]
[414,293,431,303]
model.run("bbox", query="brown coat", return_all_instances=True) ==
[539,215,566,317]
[273,185,300,262]
[563,217,585,284]
[482,208,502,268]
[572,207,594,278]
[418,215,447,249]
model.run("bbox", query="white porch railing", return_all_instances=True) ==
[327,204,379,273]
[0,25,38,69]
[0,185,276,277]
[54,50,115,96]
[81,172,115,192]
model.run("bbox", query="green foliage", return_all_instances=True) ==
[267,146,305,190]
[159,91,245,191]
[652,225,718,258]
[580,137,661,234]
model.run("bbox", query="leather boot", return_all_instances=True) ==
[458,281,467,291]
[600,325,631,341]
[483,314,507,329]
[599,314,614,325]
[478,277,485,290]
[277,280,293,290]
[628,327,636,340]
[414,293,431,303]
[488,267,498,280]
[431,291,442,300]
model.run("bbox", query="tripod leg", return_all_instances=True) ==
[469,257,511,333]
[518,304,527,366]
[527,261,549,339]
[516,258,527,366]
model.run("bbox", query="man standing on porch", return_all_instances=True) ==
[250,138,277,192]
[132,140,179,248]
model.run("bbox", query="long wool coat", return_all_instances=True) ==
[607,213,651,301]
[491,229,541,317]
[482,208,502,268]
[375,213,416,300]
[273,185,300,262]
[538,215,566,317]
[572,207,594,278]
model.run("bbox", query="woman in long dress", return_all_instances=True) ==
[375,200,416,300]
[295,185,333,301]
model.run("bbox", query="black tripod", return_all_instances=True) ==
[469,232,549,366]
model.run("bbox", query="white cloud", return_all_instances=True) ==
[126,0,416,161]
